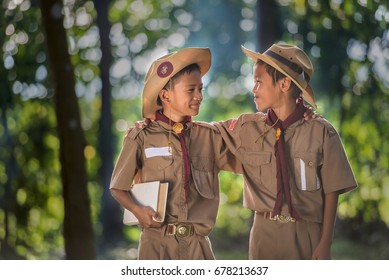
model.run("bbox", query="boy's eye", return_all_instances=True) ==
[188,87,203,92]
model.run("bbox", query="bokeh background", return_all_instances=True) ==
[1,0,389,259]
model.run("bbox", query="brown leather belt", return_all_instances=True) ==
[166,223,194,238]
[256,211,296,223]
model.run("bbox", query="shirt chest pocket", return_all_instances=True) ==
[191,156,216,199]
[143,156,174,182]
[293,152,322,192]
[242,151,273,188]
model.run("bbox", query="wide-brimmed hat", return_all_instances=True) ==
[241,43,317,108]
[142,47,211,119]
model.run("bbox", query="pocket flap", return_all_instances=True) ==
[144,156,173,170]
[294,152,322,167]
[243,152,271,166]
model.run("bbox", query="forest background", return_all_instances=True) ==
[1,0,389,260]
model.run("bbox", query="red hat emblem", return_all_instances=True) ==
[157,61,173,78]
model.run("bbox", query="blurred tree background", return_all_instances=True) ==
[0,0,388,260]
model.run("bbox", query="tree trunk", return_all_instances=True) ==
[39,0,96,259]
[93,0,123,248]
[257,0,282,51]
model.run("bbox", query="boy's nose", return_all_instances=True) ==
[194,92,203,101]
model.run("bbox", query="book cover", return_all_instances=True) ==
[123,181,168,226]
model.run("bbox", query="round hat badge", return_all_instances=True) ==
[157,61,173,78]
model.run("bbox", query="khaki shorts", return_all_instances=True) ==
[138,227,215,260]
[249,213,322,259]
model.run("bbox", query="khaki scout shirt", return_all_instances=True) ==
[110,119,239,236]
[214,113,357,223]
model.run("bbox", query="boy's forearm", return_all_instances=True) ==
[320,191,339,246]
[110,188,141,213]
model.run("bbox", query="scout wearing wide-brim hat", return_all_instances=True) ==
[241,43,317,108]
[142,48,212,119]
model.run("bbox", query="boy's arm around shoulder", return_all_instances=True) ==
[193,121,243,174]
[211,112,266,155]
[212,112,266,132]
[205,113,265,174]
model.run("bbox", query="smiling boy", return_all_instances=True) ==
[109,48,239,260]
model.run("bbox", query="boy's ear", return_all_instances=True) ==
[159,88,170,103]
[280,77,292,92]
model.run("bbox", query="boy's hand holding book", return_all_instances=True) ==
[131,204,163,229]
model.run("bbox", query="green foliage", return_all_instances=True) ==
[217,172,252,236]
[0,100,64,259]
[2,0,389,259]
[332,237,389,260]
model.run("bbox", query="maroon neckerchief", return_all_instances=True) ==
[155,110,192,203]
[265,98,307,220]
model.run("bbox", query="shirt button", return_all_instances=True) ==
[308,161,314,167]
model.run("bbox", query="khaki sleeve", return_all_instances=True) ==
[210,119,243,174]
[212,118,242,155]
[109,128,142,191]
[321,124,357,194]
[212,126,243,174]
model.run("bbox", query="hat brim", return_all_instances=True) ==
[241,46,317,109]
[142,48,212,119]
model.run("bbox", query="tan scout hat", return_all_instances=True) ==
[241,43,317,108]
[142,47,212,119]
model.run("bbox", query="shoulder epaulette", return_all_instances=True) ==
[192,121,219,132]
[241,112,266,124]
[126,126,145,140]
[313,118,338,137]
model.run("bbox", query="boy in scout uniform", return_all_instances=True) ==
[214,43,357,259]
[109,48,239,260]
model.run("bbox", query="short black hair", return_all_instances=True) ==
[157,63,201,105]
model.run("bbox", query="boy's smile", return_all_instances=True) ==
[163,70,203,122]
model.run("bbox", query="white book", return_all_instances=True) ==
[123,181,169,226]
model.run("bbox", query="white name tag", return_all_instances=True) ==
[144,147,172,158]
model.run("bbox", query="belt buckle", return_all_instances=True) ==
[175,223,192,238]
[268,212,277,221]
[266,212,296,223]
[276,214,296,223]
